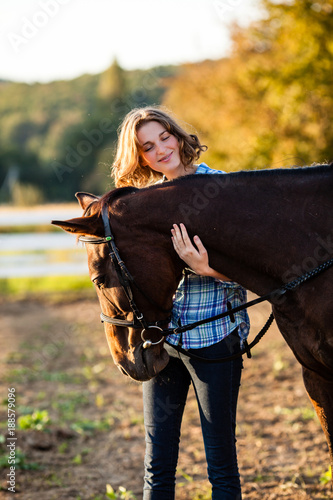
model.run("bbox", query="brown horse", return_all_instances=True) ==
[52,164,333,475]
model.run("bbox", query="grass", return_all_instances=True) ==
[0,275,93,297]
[0,224,61,234]
[320,466,332,485]
[0,446,41,471]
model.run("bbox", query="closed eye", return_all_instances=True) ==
[92,275,106,289]
[142,133,171,152]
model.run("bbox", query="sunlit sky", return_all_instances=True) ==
[1,0,262,84]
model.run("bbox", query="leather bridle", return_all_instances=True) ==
[79,205,171,349]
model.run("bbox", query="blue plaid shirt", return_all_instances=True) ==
[166,163,250,348]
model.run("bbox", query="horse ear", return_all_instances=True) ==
[75,192,99,210]
[51,217,95,235]
[52,192,102,235]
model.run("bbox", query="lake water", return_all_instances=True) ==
[0,205,88,278]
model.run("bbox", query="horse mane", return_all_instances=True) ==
[99,186,139,207]
[94,163,333,210]
[152,162,333,189]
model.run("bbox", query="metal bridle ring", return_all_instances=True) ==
[141,326,164,349]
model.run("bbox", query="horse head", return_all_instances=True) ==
[52,189,182,381]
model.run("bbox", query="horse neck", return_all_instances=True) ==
[118,168,333,297]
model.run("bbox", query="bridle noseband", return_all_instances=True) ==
[79,205,169,349]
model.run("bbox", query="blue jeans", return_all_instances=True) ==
[142,329,243,500]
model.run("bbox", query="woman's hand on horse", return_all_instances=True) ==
[171,224,230,281]
[171,223,208,273]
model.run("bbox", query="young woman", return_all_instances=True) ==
[112,106,250,500]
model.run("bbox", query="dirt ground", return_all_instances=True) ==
[0,293,332,500]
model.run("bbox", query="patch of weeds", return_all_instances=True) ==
[253,473,272,482]
[58,442,69,454]
[95,393,105,408]
[299,407,317,421]
[40,369,83,383]
[320,466,332,485]
[129,413,144,426]
[4,366,39,383]
[177,468,194,484]
[287,472,306,488]
[106,483,137,499]
[72,453,83,465]
[45,472,64,487]
[82,362,107,381]
[191,489,211,500]
[72,448,91,465]
[17,410,51,431]
[52,391,90,421]
[70,418,111,435]
[0,448,41,470]
[5,351,27,364]
[274,405,317,423]
[51,391,112,432]
[16,405,34,415]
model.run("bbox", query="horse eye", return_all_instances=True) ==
[92,276,106,289]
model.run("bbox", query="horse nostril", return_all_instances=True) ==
[117,365,128,376]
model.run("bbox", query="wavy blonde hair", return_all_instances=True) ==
[111,106,207,188]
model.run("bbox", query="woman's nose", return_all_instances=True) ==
[156,141,166,154]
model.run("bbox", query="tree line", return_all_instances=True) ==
[0,61,177,203]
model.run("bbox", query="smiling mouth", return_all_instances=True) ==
[159,152,172,162]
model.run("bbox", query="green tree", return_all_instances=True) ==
[234,0,333,167]
[164,0,333,171]
[97,58,127,107]
[0,63,176,203]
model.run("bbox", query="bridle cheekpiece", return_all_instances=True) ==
[79,204,168,349]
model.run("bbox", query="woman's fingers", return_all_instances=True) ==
[193,235,207,256]
[171,224,194,255]
[171,223,210,274]
[171,224,228,279]
[178,223,191,246]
